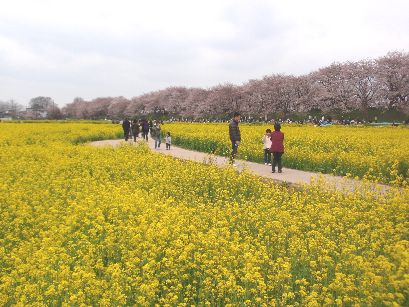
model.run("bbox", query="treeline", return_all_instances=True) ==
[61,51,408,120]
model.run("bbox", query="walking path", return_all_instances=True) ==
[90,138,391,194]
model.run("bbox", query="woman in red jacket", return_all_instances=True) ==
[270,123,284,173]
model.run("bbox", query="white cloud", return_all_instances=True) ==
[0,0,408,106]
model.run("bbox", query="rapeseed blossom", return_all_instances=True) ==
[166,123,409,185]
[0,122,408,305]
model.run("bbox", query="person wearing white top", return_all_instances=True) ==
[262,129,272,165]
[165,132,172,150]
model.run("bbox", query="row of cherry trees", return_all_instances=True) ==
[63,51,409,120]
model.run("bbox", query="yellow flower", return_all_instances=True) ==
[0,122,407,305]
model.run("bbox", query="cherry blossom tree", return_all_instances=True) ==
[376,51,409,110]
[244,79,270,120]
[185,88,210,118]
[88,97,114,119]
[290,74,320,112]
[107,97,130,119]
[203,83,242,118]
[62,97,87,118]
[344,60,381,110]
[313,63,355,111]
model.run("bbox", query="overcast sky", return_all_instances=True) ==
[0,0,408,106]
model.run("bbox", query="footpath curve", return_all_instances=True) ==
[90,138,391,194]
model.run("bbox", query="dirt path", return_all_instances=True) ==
[90,138,391,193]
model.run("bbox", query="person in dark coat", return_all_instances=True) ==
[122,118,131,141]
[152,120,161,149]
[131,119,140,142]
[229,112,241,165]
[270,122,284,173]
[141,119,150,141]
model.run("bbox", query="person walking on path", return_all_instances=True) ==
[122,118,131,141]
[150,124,157,146]
[141,119,150,141]
[157,121,162,148]
[131,119,140,142]
[165,132,171,150]
[229,112,241,165]
[152,121,162,149]
[270,123,284,173]
[262,128,272,165]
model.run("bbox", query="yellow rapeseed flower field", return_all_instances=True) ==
[165,123,409,185]
[0,122,408,305]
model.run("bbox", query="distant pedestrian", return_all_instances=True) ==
[152,121,162,149]
[262,129,272,165]
[141,119,150,141]
[150,124,157,145]
[229,112,241,166]
[131,119,140,142]
[165,132,171,150]
[270,123,284,173]
[122,118,131,141]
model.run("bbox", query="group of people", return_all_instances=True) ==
[122,113,285,172]
[229,112,285,173]
[121,118,172,150]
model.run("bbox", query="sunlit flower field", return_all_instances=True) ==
[165,123,409,185]
[0,122,408,305]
